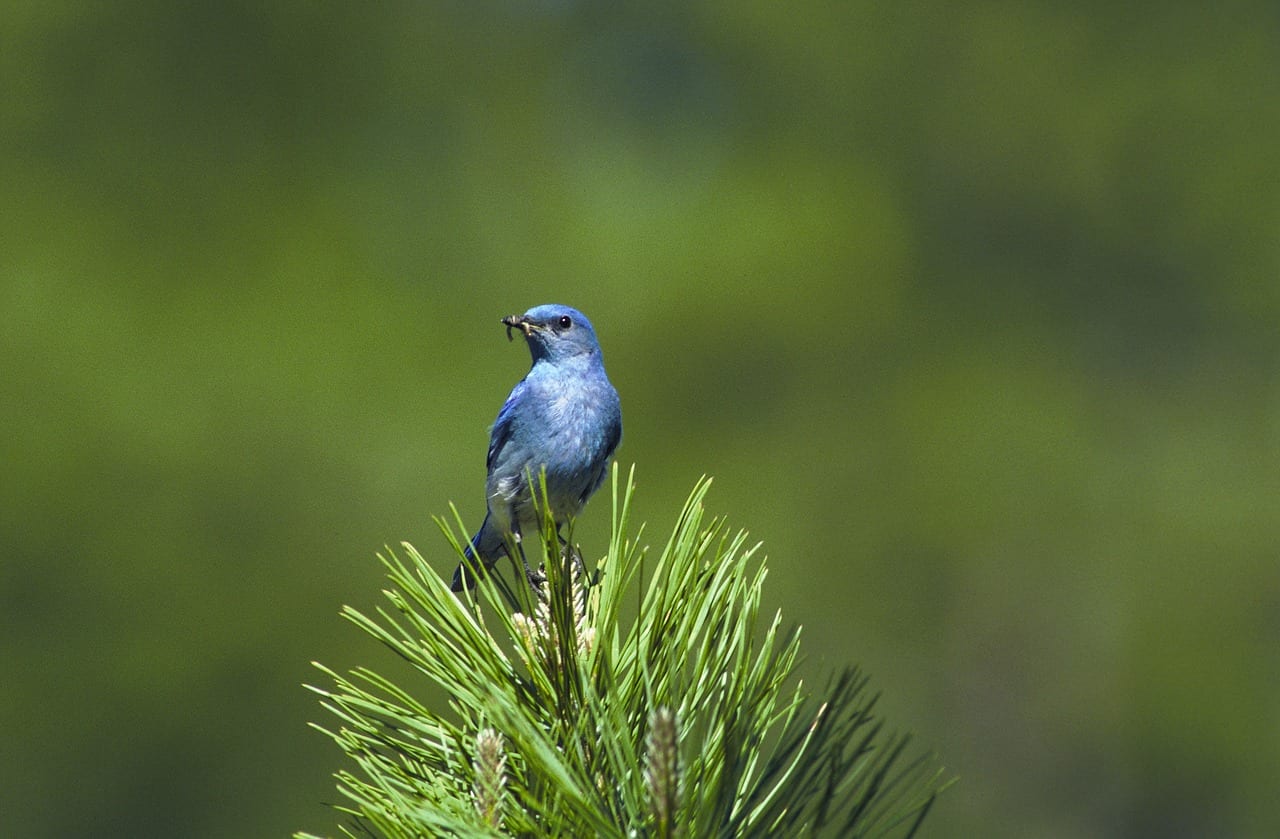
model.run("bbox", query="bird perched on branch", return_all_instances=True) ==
[451,304,622,591]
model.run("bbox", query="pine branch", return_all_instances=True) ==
[299,465,951,838]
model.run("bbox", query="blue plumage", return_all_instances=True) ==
[451,304,622,591]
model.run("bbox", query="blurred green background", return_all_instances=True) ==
[4,2,1278,837]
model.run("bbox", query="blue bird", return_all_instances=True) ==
[451,304,622,591]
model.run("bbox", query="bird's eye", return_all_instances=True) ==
[558,315,572,329]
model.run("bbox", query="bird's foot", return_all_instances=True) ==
[524,563,547,590]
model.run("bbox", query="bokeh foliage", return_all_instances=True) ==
[3,2,1278,837]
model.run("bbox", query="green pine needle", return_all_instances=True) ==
[299,465,951,838]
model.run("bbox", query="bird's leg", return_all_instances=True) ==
[565,542,587,586]
[511,530,546,589]
[552,526,587,587]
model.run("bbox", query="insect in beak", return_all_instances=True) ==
[501,315,533,341]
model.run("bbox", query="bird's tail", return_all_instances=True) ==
[450,514,504,591]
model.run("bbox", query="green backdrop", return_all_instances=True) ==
[4,3,1277,836]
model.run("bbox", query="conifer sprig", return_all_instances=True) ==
[299,465,949,838]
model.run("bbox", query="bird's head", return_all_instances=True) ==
[501,304,603,363]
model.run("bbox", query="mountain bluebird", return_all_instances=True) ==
[451,304,622,591]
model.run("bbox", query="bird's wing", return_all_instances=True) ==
[602,414,622,463]
[579,412,623,505]
[486,379,526,471]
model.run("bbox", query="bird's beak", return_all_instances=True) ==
[501,314,537,341]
